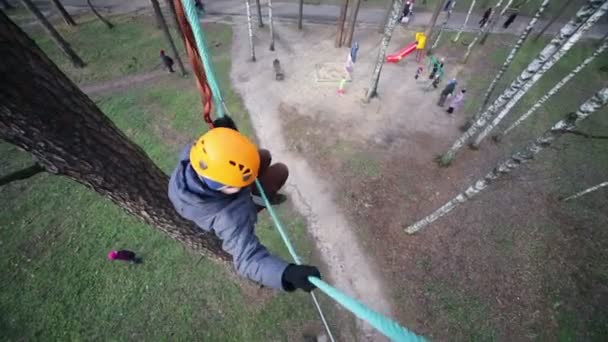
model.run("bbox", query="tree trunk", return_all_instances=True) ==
[479,0,514,45]
[298,0,303,30]
[268,0,275,51]
[0,10,229,261]
[471,0,550,123]
[431,0,458,49]
[562,181,608,201]
[49,0,76,26]
[1,0,15,10]
[378,0,393,34]
[150,0,186,75]
[364,0,403,102]
[534,0,572,40]
[439,0,605,166]
[343,0,361,47]
[0,163,45,187]
[498,35,608,139]
[255,0,264,27]
[407,87,608,234]
[452,0,475,42]
[472,5,607,147]
[87,0,114,29]
[19,0,85,68]
[245,0,256,61]
[336,0,349,48]
[462,0,505,63]
[425,0,445,54]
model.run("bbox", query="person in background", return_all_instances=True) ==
[414,64,424,80]
[503,12,518,28]
[160,50,174,73]
[447,89,466,114]
[438,79,457,106]
[479,7,492,28]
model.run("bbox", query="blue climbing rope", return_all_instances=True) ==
[180,1,426,341]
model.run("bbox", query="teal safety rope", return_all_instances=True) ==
[180,1,426,341]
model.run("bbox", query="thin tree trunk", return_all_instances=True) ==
[425,0,445,53]
[534,0,572,40]
[471,0,550,124]
[255,0,264,27]
[439,0,605,166]
[453,0,476,42]
[365,0,403,102]
[1,0,15,10]
[0,163,45,187]
[87,0,114,29]
[49,0,76,26]
[19,0,85,68]
[498,36,608,139]
[269,0,274,51]
[480,0,514,44]
[462,0,504,63]
[431,0,458,49]
[472,6,607,147]
[562,181,608,201]
[0,10,229,260]
[245,0,256,61]
[336,0,349,48]
[298,0,303,30]
[378,0,393,34]
[150,0,186,75]
[344,0,361,47]
[407,87,608,234]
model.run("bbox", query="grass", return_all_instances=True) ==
[0,19,338,341]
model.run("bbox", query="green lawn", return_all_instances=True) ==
[0,18,339,341]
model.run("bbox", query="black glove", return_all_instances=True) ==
[213,115,238,131]
[281,264,321,292]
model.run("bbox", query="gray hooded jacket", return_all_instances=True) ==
[168,147,289,290]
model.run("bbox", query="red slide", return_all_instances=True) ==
[386,42,418,63]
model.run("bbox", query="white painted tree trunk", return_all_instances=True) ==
[407,87,608,234]
[500,0,515,16]
[269,0,275,51]
[563,181,608,201]
[500,36,608,138]
[472,6,608,147]
[245,0,256,61]
[463,0,505,62]
[431,0,458,49]
[472,0,550,122]
[453,0,476,42]
[439,0,605,165]
[365,0,404,102]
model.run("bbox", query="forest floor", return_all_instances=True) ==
[229,15,608,341]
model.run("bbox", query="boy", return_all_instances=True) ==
[168,116,321,292]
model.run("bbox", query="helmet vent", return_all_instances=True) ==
[229,160,236,166]
[238,164,244,171]
[243,174,251,182]
[243,168,251,175]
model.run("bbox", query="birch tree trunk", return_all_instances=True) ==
[379,0,393,34]
[0,10,229,260]
[19,0,85,68]
[268,0,275,51]
[298,0,303,30]
[407,87,608,234]
[150,0,186,76]
[439,0,605,166]
[562,181,608,201]
[336,0,349,48]
[87,0,114,29]
[425,0,445,54]
[462,0,505,63]
[471,0,550,123]
[255,0,264,27]
[245,0,256,61]
[431,0,458,49]
[49,0,76,26]
[472,5,608,147]
[364,0,403,102]
[344,0,361,47]
[498,36,608,139]
[453,0,476,42]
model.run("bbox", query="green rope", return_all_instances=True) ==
[180,1,426,341]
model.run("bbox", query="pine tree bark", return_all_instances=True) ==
[431,0,458,49]
[472,5,607,147]
[87,0,114,29]
[255,0,264,27]
[407,87,608,234]
[245,0,256,61]
[343,0,361,47]
[150,0,186,75]
[365,0,403,102]
[336,0,349,48]
[453,0,476,42]
[562,181,608,201]
[19,0,85,68]
[462,0,505,63]
[298,0,303,30]
[534,0,572,40]
[49,0,76,26]
[268,0,275,51]
[498,36,608,139]
[439,0,605,166]
[0,10,229,261]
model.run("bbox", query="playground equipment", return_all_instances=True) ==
[386,41,418,63]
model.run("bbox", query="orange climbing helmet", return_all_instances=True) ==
[189,127,260,188]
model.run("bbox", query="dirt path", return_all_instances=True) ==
[81,69,168,96]
[229,20,393,341]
